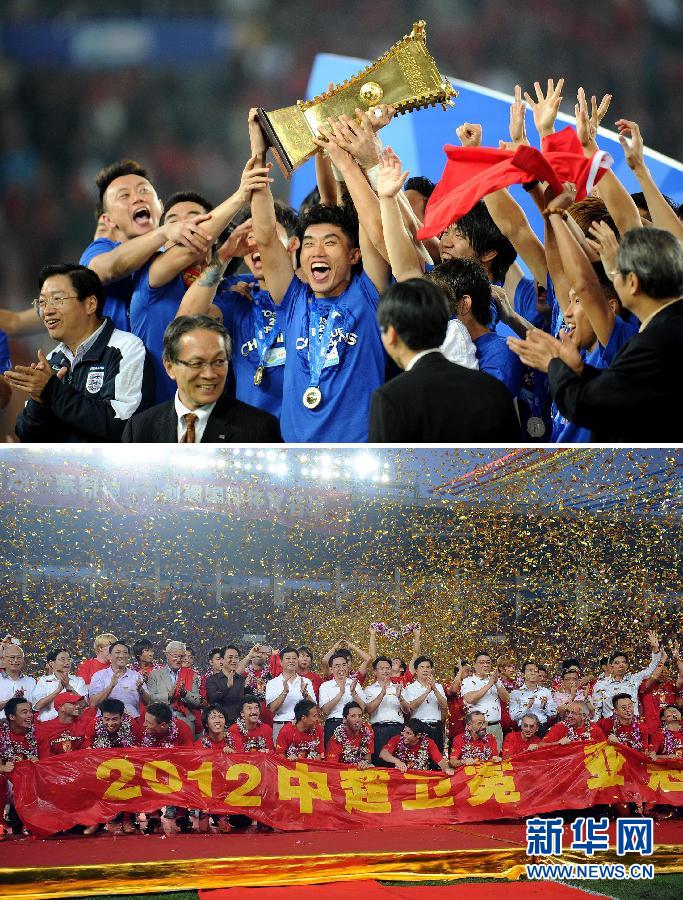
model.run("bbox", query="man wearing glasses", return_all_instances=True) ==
[122,315,280,442]
[6,263,154,441]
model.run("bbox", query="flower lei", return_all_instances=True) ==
[566,723,594,742]
[462,731,493,762]
[332,724,372,764]
[372,622,398,638]
[243,663,271,700]
[0,722,38,762]
[237,716,267,752]
[395,733,431,769]
[285,727,321,760]
[199,732,235,751]
[663,729,682,756]
[142,718,179,748]
[612,718,643,751]
[92,714,135,749]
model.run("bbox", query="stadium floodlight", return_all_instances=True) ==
[351,452,379,479]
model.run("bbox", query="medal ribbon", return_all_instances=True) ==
[252,298,281,371]
[306,300,342,391]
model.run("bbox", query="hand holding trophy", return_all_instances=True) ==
[257,21,456,176]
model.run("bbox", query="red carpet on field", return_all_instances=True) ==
[200,881,597,899]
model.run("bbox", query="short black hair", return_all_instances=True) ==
[612,693,633,708]
[96,159,150,210]
[38,264,105,319]
[4,697,31,720]
[209,646,225,659]
[630,191,681,219]
[161,191,213,225]
[521,660,536,675]
[329,652,349,667]
[280,646,299,659]
[108,641,129,654]
[99,698,125,716]
[427,258,492,326]
[274,200,299,238]
[294,699,318,722]
[377,278,450,351]
[224,644,240,656]
[163,315,232,363]
[372,656,393,670]
[444,201,517,283]
[202,703,226,728]
[404,717,425,735]
[297,202,359,250]
[404,176,436,199]
[413,655,433,669]
[146,702,173,725]
[609,650,628,664]
[241,694,261,711]
[46,648,69,663]
[343,701,362,717]
[298,646,314,660]
[133,638,153,660]
[474,651,491,664]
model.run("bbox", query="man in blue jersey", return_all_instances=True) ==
[129,158,274,404]
[177,203,299,418]
[250,112,390,443]
[80,159,213,332]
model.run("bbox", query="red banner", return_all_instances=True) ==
[10,743,683,837]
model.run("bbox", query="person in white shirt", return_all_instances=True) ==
[0,644,36,719]
[33,648,88,722]
[592,631,663,718]
[509,661,557,735]
[319,653,367,748]
[401,655,448,749]
[365,656,405,765]
[461,651,510,750]
[265,646,315,742]
[89,641,151,718]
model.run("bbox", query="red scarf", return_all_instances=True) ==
[171,667,195,716]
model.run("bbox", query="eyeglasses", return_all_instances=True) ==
[174,358,229,371]
[33,294,79,313]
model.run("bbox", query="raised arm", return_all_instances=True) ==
[249,112,297,304]
[616,119,683,240]
[0,307,42,336]
[377,149,424,281]
[574,88,641,236]
[149,158,271,289]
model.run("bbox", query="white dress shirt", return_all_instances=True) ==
[461,675,502,723]
[364,681,404,725]
[265,673,315,722]
[89,667,143,718]
[174,393,217,443]
[318,677,367,719]
[33,674,88,721]
[402,679,446,723]
[509,685,556,724]
[0,673,37,718]
[592,652,662,717]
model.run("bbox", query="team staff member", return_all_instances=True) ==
[319,653,367,748]
[364,656,404,765]
[401,656,448,748]
[8,264,154,442]
[461,652,509,750]
[265,647,316,742]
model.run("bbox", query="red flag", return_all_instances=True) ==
[416,127,613,241]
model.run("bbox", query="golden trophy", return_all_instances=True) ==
[257,21,456,177]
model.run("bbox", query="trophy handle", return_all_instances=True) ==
[257,108,295,179]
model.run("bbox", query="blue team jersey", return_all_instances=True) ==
[80,238,133,333]
[130,256,186,403]
[279,270,385,443]
[473,330,524,399]
[215,281,286,418]
[0,329,10,372]
[513,276,548,329]
[552,315,636,442]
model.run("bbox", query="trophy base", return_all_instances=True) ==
[257,106,317,178]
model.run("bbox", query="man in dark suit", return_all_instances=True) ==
[508,228,683,441]
[122,314,281,442]
[369,279,520,442]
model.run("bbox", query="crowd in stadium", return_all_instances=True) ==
[1,626,681,837]
[1,78,682,443]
